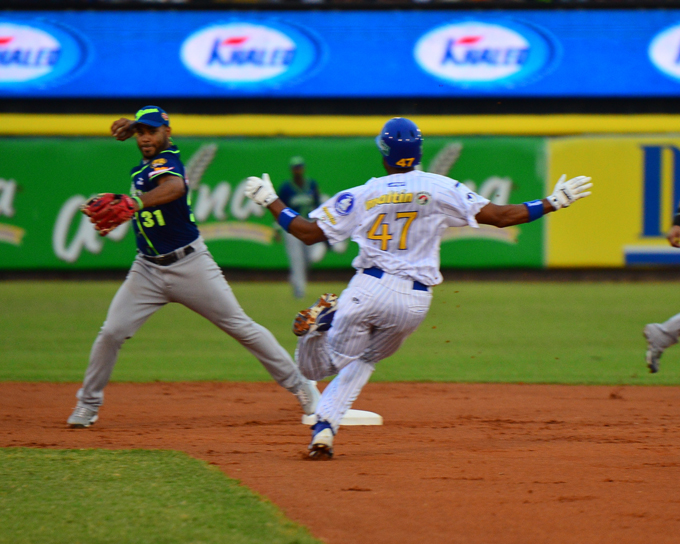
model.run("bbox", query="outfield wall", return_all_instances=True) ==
[548,136,680,268]
[0,136,544,270]
[1,121,678,270]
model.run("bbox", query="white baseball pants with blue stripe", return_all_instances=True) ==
[297,271,432,433]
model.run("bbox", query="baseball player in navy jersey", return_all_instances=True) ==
[67,106,319,428]
[245,117,592,459]
[278,156,322,298]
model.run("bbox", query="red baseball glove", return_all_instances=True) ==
[81,193,137,236]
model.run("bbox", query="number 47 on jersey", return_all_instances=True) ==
[367,211,418,251]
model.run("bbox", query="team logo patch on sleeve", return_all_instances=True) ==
[416,192,431,205]
[151,158,167,167]
[335,193,355,216]
[150,166,175,176]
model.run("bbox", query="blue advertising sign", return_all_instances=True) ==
[0,19,88,89]
[180,20,324,89]
[1,10,680,97]
[413,19,560,89]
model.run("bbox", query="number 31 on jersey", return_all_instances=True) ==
[139,209,166,228]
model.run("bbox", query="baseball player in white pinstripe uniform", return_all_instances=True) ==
[245,117,592,459]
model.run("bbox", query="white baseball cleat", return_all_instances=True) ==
[308,420,334,460]
[67,405,99,428]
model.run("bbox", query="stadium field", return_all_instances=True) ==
[2,280,679,544]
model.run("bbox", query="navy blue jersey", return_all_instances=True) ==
[278,179,321,218]
[129,145,199,256]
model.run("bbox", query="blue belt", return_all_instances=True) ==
[362,267,429,292]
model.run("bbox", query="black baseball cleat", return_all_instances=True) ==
[308,420,334,460]
[293,293,338,337]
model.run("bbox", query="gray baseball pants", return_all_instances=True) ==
[296,271,432,433]
[649,313,680,349]
[76,238,303,408]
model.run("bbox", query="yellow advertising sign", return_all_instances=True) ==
[547,136,680,267]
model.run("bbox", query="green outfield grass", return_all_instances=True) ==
[1,279,680,385]
[0,448,320,544]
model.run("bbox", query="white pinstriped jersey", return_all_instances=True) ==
[309,170,490,286]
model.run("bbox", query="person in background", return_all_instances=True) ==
[277,156,322,298]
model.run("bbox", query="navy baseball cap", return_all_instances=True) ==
[290,156,305,167]
[131,105,169,128]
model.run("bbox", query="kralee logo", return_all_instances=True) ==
[181,22,322,88]
[649,23,680,81]
[0,21,87,88]
[414,20,558,88]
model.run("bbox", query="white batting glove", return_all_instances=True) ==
[547,174,593,210]
[244,173,278,207]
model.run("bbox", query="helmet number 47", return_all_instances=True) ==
[395,158,415,168]
[367,211,418,251]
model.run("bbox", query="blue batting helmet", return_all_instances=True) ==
[375,117,423,168]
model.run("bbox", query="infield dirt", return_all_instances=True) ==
[2,382,679,544]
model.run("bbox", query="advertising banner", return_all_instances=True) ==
[0,136,545,270]
[547,136,680,267]
[1,10,680,98]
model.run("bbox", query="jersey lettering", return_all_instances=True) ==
[140,209,166,228]
[395,211,418,250]
[367,213,393,251]
[140,211,154,228]
[395,158,415,167]
[153,209,166,226]
[367,212,419,251]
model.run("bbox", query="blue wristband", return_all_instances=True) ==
[277,207,300,232]
[523,200,545,222]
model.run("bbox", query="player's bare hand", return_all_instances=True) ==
[111,118,134,141]
[547,175,593,210]
[667,225,680,248]
[244,173,278,207]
